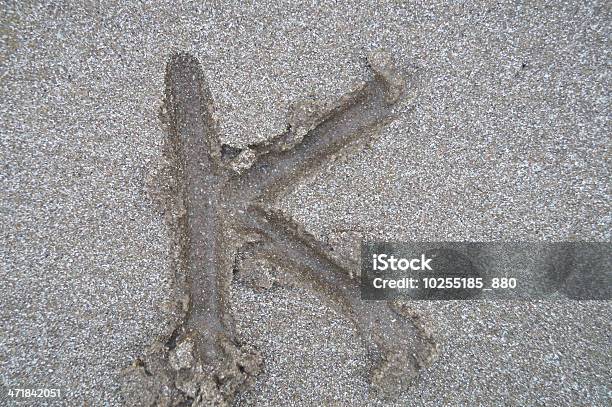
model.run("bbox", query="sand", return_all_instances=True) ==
[1,1,610,406]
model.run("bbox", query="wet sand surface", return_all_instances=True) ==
[2,1,610,406]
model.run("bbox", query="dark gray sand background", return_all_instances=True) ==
[1,1,610,406]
